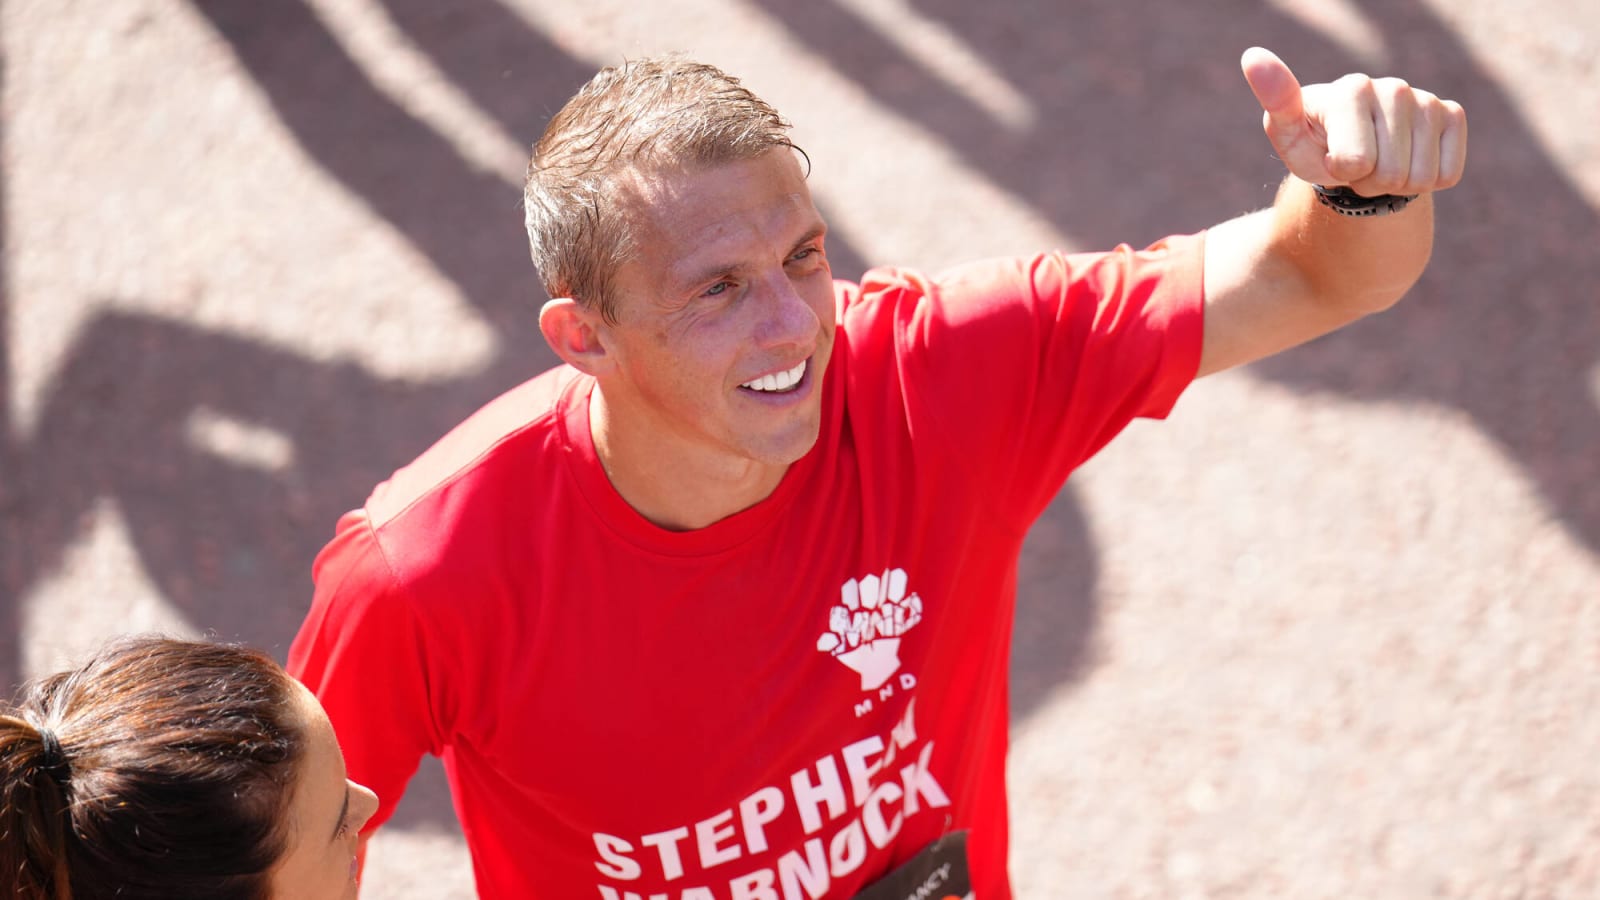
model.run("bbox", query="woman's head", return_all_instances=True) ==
[0,637,377,900]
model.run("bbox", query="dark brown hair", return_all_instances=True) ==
[523,55,804,323]
[0,637,304,900]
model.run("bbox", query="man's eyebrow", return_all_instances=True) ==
[331,789,350,842]
[789,224,827,254]
[673,259,741,294]
[671,223,828,293]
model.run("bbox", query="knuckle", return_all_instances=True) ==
[1335,73,1378,104]
[1328,153,1376,181]
[1372,78,1416,113]
[1369,155,1408,191]
[1416,97,1443,128]
[1336,72,1373,92]
[1408,105,1443,142]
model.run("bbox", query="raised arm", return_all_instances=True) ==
[1198,47,1467,377]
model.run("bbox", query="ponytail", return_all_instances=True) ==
[0,638,303,900]
[0,714,74,900]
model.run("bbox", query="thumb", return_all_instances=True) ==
[1241,47,1332,182]
[1241,47,1305,141]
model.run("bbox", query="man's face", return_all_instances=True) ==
[594,149,836,473]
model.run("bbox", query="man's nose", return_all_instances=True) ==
[752,270,818,348]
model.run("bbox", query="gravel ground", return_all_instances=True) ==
[4,0,1598,897]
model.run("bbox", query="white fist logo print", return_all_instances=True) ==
[816,568,923,690]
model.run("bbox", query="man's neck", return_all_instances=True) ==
[589,390,788,532]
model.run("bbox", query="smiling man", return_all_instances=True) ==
[545,150,838,530]
[289,49,1466,899]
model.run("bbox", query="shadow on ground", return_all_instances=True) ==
[752,0,1597,707]
[5,0,1593,837]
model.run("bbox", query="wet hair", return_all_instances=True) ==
[523,55,806,323]
[0,637,305,900]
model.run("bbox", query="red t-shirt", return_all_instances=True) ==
[289,236,1205,899]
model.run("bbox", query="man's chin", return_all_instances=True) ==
[748,419,824,468]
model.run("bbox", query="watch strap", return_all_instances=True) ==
[1312,184,1419,217]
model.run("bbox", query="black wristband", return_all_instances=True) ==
[1312,184,1419,217]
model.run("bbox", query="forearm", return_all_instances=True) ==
[1198,178,1436,377]
[1268,175,1434,315]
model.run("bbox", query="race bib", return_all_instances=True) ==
[850,830,973,900]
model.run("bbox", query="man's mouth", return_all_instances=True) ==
[740,360,806,393]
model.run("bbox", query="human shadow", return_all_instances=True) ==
[9,313,476,649]
[2,0,588,825]
[1010,488,1099,720]
[189,0,577,336]
[4,0,877,835]
[749,0,1599,722]
[1,307,514,823]
[1243,0,1600,545]
[24,0,1581,848]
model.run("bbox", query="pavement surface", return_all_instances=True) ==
[4,0,1598,897]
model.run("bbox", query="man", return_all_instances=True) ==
[289,47,1466,899]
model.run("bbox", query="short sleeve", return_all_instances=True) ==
[288,509,446,833]
[856,233,1205,524]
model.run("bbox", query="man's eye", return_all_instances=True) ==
[704,281,731,297]
[790,248,817,262]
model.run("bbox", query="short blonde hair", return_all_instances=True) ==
[523,57,803,322]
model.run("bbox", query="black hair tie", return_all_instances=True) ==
[36,726,72,787]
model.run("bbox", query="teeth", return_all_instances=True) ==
[742,361,805,392]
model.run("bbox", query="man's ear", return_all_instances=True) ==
[539,298,613,375]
